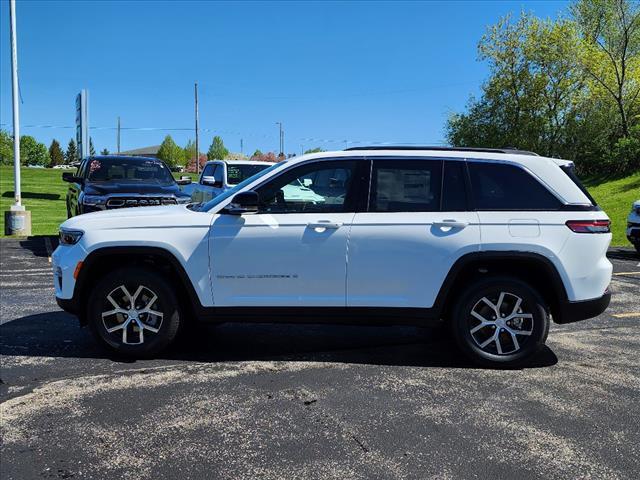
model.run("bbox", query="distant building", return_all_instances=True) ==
[117,145,161,158]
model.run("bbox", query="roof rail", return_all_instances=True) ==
[343,146,539,156]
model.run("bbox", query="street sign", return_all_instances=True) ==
[75,89,89,159]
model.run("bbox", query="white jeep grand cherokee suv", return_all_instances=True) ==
[52,147,612,366]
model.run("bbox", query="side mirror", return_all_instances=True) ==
[62,172,82,183]
[202,176,223,188]
[223,191,259,215]
[176,175,192,185]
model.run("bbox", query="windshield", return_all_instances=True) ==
[226,163,272,185]
[200,163,282,211]
[87,158,175,185]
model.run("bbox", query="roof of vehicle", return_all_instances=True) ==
[204,159,276,166]
[88,155,163,163]
[345,145,539,156]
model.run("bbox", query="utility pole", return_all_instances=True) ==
[240,138,243,154]
[275,122,283,156]
[195,82,200,174]
[117,116,121,153]
[5,0,31,235]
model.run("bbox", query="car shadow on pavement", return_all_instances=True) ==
[0,311,558,370]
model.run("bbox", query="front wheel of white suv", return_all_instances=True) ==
[451,277,550,368]
[87,267,183,358]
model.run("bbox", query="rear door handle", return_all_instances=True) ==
[307,221,342,230]
[433,219,469,229]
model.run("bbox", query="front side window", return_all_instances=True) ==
[370,160,442,212]
[201,163,217,178]
[468,162,561,210]
[256,161,358,214]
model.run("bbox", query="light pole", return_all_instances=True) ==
[275,122,283,156]
[5,0,31,236]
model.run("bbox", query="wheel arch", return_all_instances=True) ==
[434,251,569,323]
[74,246,203,325]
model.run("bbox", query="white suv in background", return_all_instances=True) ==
[52,147,612,367]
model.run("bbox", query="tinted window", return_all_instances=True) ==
[468,162,561,210]
[201,163,216,178]
[256,161,357,214]
[227,163,271,185]
[442,161,468,211]
[370,160,441,212]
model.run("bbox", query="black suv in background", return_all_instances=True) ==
[63,156,192,217]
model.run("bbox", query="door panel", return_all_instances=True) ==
[209,159,364,307]
[209,212,354,306]
[346,158,481,309]
[347,211,480,308]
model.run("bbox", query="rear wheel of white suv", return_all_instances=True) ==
[451,277,550,367]
[87,267,182,358]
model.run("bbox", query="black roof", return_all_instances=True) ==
[343,146,539,156]
[88,155,161,162]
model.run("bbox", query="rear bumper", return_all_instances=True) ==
[555,290,611,324]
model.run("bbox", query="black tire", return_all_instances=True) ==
[87,267,182,358]
[450,276,550,368]
[635,244,640,255]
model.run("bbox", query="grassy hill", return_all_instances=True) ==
[1,165,638,245]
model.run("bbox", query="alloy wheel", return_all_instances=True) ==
[101,284,163,345]
[468,291,534,355]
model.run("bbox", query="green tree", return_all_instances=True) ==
[100,148,110,155]
[49,139,65,167]
[19,136,49,166]
[207,136,229,160]
[0,130,14,165]
[445,8,638,175]
[156,135,184,167]
[183,139,196,166]
[66,139,78,164]
[304,147,324,154]
[90,137,96,156]
[251,149,263,158]
[572,0,640,137]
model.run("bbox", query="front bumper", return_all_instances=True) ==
[555,290,611,324]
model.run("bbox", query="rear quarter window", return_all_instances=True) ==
[468,162,561,210]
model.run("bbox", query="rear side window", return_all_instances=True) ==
[370,160,442,212]
[442,161,467,211]
[468,162,561,210]
[560,164,597,206]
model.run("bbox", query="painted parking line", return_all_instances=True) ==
[612,271,640,276]
[611,312,640,318]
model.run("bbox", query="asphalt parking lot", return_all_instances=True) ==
[1,238,639,480]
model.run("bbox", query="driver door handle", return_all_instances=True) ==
[433,219,469,229]
[307,221,342,230]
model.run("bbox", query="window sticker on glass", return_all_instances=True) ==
[89,160,102,173]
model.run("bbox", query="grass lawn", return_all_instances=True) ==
[1,165,638,245]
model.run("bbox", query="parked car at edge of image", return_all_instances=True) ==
[63,155,192,218]
[186,160,275,203]
[627,199,640,254]
[53,146,613,367]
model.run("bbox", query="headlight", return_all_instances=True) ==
[176,196,191,204]
[59,229,83,245]
[82,195,107,206]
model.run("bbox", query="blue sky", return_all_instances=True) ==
[0,0,569,155]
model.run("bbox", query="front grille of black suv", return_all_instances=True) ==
[106,197,177,208]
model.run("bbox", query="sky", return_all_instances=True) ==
[0,0,570,156]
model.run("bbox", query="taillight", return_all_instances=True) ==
[565,220,611,233]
